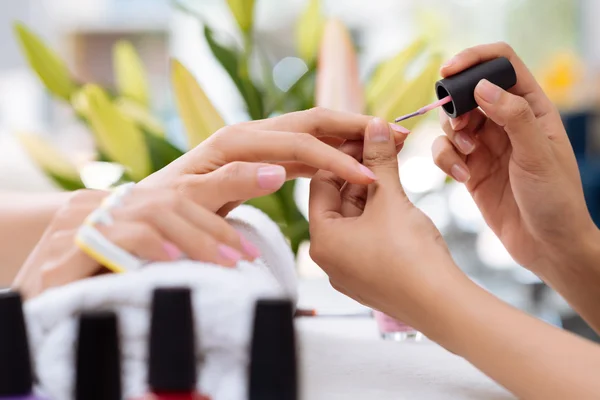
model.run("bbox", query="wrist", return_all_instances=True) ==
[542,223,600,282]
[382,258,474,346]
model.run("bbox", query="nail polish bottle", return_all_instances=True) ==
[436,57,517,118]
[0,291,45,400]
[373,310,424,341]
[148,287,209,400]
[249,299,297,400]
[75,311,121,400]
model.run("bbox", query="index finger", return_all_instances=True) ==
[209,129,378,185]
[244,107,409,142]
[440,42,554,118]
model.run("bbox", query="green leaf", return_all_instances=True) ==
[16,132,85,191]
[204,25,264,119]
[47,171,86,191]
[171,59,226,148]
[296,0,325,64]
[245,194,286,226]
[142,130,184,172]
[226,0,256,33]
[116,97,165,137]
[13,22,78,101]
[113,40,150,106]
[82,84,152,181]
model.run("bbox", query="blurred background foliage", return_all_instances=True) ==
[13,0,441,254]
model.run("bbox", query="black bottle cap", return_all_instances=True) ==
[435,57,517,118]
[148,287,196,392]
[75,311,122,400]
[249,298,297,400]
[0,291,33,396]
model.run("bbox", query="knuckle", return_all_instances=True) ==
[495,41,514,55]
[221,161,244,180]
[307,106,328,120]
[508,98,532,120]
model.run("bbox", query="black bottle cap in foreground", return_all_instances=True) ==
[249,298,297,400]
[0,291,33,396]
[435,56,517,118]
[148,287,196,392]
[75,311,122,400]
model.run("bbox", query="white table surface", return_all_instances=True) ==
[297,279,514,399]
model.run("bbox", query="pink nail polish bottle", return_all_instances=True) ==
[373,311,424,341]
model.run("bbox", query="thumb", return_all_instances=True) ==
[362,118,406,202]
[187,162,286,212]
[474,79,550,160]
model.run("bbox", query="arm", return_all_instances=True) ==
[308,118,600,399]
[422,273,600,399]
[0,191,71,284]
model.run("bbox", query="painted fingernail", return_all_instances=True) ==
[476,79,502,104]
[257,165,286,190]
[359,164,378,180]
[441,56,456,69]
[451,164,470,183]
[239,233,261,259]
[368,118,391,142]
[455,131,475,154]
[218,244,243,264]
[389,123,410,135]
[163,242,182,260]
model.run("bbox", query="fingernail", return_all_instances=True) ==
[368,118,391,142]
[451,164,470,183]
[441,56,456,69]
[163,242,182,260]
[476,79,502,104]
[239,232,261,259]
[218,244,243,264]
[358,164,378,180]
[257,165,286,190]
[455,131,475,154]
[389,123,410,135]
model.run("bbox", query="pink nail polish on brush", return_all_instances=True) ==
[374,311,424,341]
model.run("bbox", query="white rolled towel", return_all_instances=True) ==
[24,205,298,400]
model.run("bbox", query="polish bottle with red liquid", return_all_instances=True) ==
[147,287,209,400]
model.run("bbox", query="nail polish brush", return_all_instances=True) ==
[394,57,517,123]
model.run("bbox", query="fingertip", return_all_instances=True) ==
[358,164,378,181]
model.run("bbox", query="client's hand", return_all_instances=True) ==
[140,108,409,215]
[13,187,261,299]
[308,118,462,327]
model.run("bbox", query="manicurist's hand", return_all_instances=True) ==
[308,118,462,326]
[140,108,409,215]
[433,42,600,333]
[309,118,600,400]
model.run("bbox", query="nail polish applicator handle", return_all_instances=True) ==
[435,56,517,118]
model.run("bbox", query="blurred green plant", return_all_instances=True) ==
[13,0,440,255]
